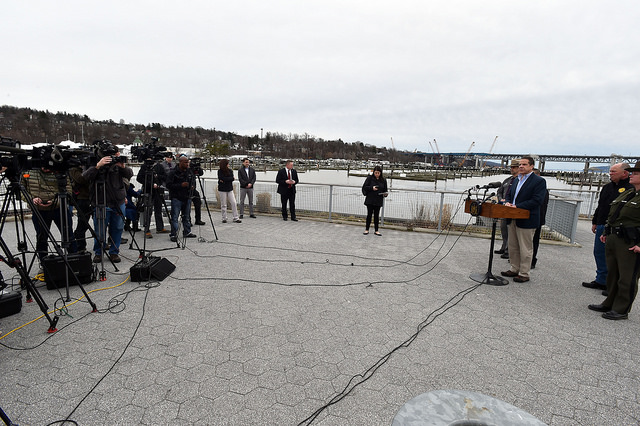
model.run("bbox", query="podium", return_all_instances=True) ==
[465,200,529,286]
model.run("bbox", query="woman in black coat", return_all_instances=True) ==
[362,165,388,236]
[218,159,241,223]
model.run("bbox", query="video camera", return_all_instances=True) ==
[93,139,126,165]
[31,144,95,172]
[131,137,170,164]
[189,157,204,175]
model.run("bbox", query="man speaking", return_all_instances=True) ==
[500,156,547,283]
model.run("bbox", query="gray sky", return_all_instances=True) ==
[4,1,639,158]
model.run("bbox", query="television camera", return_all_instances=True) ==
[131,137,170,165]
[189,157,204,175]
[93,139,126,165]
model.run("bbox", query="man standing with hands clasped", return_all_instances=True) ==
[500,156,547,283]
[276,160,299,221]
[238,158,257,219]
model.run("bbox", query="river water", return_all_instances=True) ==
[203,168,588,192]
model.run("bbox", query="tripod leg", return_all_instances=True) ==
[197,176,218,240]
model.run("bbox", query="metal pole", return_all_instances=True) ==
[328,185,333,222]
[437,192,445,231]
[570,200,582,244]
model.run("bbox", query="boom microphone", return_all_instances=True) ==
[479,181,502,189]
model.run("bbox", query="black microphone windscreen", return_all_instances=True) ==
[488,181,502,188]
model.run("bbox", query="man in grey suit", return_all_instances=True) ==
[238,158,257,219]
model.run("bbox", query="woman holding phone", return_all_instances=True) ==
[362,165,388,236]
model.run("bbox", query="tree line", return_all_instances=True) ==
[0,105,417,162]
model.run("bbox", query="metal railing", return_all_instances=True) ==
[195,178,583,243]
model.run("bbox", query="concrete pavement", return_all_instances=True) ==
[0,214,638,425]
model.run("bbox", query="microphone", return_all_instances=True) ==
[479,181,502,189]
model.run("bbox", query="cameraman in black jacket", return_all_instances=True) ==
[166,155,197,242]
[136,159,169,238]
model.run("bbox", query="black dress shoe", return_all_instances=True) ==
[500,252,509,259]
[283,218,288,221]
[588,303,610,312]
[501,270,518,277]
[494,249,506,254]
[582,281,606,290]
[291,218,299,221]
[194,220,206,225]
[602,310,628,320]
[602,290,609,296]
[513,275,530,283]
[250,215,257,218]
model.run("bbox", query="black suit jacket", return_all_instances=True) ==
[238,166,256,188]
[505,173,547,229]
[276,168,299,194]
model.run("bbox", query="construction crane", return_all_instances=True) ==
[431,138,443,166]
[482,136,498,169]
[460,141,475,167]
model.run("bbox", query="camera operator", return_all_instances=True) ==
[190,158,205,225]
[24,166,78,263]
[69,165,92,253]
[136,157,169,238]
[166,155,197,242]
[82,150,133,263]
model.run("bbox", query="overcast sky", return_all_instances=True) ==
[4,1,639,159]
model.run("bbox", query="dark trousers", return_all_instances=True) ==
[33,208,78,261]
[365,204,381,232]
[73,198,93,252]
[280,191,296,219]
[603,234,640,314]
[498,218,509,251]
[532,225,542,265]
[143,190,165,232]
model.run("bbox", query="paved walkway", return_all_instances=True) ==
[0,214,638,425]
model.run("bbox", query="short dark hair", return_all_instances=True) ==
[241,157,249,162]
[521,156,535,167]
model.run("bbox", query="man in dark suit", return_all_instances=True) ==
[500,156,547,282]
[276,160,299,221]
[238,158,257,219]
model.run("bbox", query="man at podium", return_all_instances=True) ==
[500,156,547,283]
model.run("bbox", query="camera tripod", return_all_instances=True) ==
[194,172,218,241]
[0,166,97,332]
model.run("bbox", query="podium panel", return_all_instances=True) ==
[464,200,530,286]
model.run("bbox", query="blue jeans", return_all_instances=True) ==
[93,204,125,256]
[170,198,192,237]
[594,224,607,284]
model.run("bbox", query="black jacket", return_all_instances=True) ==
[362,175,388,207]
[167,167,195,202]
[136,162,166,193]
[238,166,256,188]
[592,177,633,225]
[276,168,299,194]
[218,169,235,192]
[82,163,133,209]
